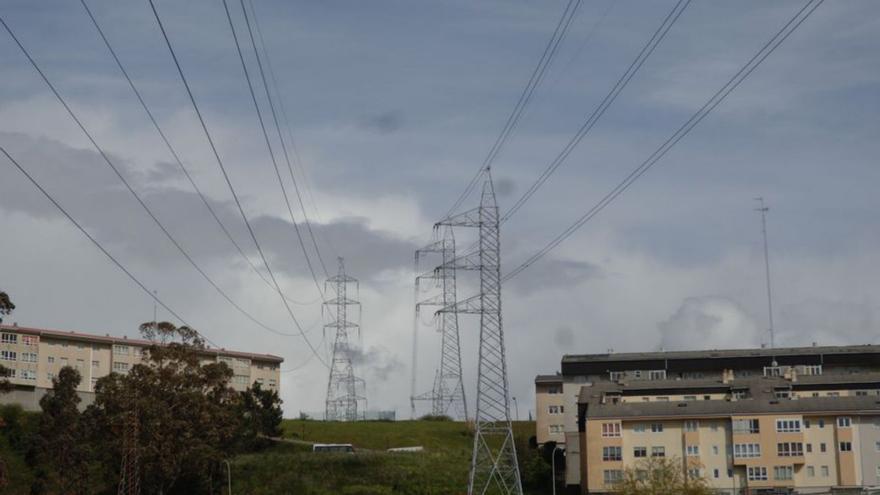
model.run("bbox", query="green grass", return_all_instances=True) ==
[0,417,545,494]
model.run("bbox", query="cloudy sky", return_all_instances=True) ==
[0,0,878,418]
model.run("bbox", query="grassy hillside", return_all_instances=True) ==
[0,415,547,494]
[229,419,547,495]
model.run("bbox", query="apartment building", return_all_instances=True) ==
[535,344,880,494]
[0,323,283,411]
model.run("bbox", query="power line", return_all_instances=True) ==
[0,13,300,340]
[443,0,582,220]
[501,0,691,223]
[503,0,825,282]
[239,0,330,278]
[220,0,327,297]
[146,0,328,367]
[0,146,220,350]
[245,0,339,260]
[78,0,318,307]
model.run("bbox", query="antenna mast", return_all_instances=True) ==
[755,197,775,348]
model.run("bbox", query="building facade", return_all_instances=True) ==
[0,323,282,411]
[535,345,880,494]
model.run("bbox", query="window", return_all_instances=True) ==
[22,335,38,346]
[827,392,840,397]
[2,368,14,378]
[764,366,786,377]
[683,395,697,401]
[877,466,880,479]
[687,468,701,479]
[775,389,792,399]
[820,465,829,477]
[602,423,621,438]
[75,359,84,371]
[633,446,647,458]
[602,446,622,461]
[732,418,760,434]
[857,390,869,396]
[712,445,719,455]
[603,470,623,485]
[776,419,801,433]
[45,372,54,381]
[60,358,68,366]
[0,333,17,344]
[774,466,793,480]
[713,469,720,479]
[633,370,642,379]
[684,420,699,432]
[268,379,276,387]
[839,442,852,452]
[547,386,561,394]
[21,352,37,363]
[648,370,666,380]
[806,443,812,453]
[113,344,130,355]
[548,405,561,414]
[609,371,624,381]
[47,356,55,364]
[686,445,700,457]
[807,466,815,477]
[777,442,804,457]
[732,389,749,400]
[875,441,880,452]
[818,419,825,428]
[549,424,563,434]
[92,360,100,368]
[651,446,665,458]
[710,423,719,432]
[655,396,669,401]
[112,362,129,373]
[633,424,646,433]
[21,370,36,381]
[837,417,852,428]
[801,365,822,376]
[90,377,98,389]
[747,466,768,481]
[734,443,761,458]
[0,350,16,361]
[650,423,664,433]
[820,443,827,453]
[804,419,811,428]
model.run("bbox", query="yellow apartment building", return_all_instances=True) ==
[0,323,282,411]
[536,345,880,494]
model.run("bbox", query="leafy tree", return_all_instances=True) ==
[616,456,713,495]
[32,367,91,494]
[0,290,14,489]
[87,321,242,493]
[238,382,283,449]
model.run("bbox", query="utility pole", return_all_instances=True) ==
[438,168,523,495]
[324,257,366,421]
[755,197,775,349]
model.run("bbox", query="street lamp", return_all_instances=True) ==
[551,444,564,495]
[223,459,232,495]
[512,396,520,421]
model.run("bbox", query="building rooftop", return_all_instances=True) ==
[563,344,880,365]
[582,394,880,419]
[0,323,284,363]
[535,374,563,384]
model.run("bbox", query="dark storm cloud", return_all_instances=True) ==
[358,111,404,134]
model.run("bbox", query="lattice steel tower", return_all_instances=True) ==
[438,169,522,495]
[324,257,366,421]
[410,226,468,420]
[117,406,140,495]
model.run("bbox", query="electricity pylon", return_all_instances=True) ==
[410,226,468,420]
[437,169,522,495]
[117,406,140,495]
[324,257,366,421]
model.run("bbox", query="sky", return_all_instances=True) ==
[0,0,878,419]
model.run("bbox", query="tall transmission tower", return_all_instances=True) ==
[117,406,140,495]
[755,197,775,348]
[324,257,366,421]
[410,227,468,420]
[438,169,523,495]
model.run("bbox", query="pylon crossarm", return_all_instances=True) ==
[435,206,481,228]
[436,294,482,315]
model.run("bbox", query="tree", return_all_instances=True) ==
[33,367,91,494]
[615,456,713,495]
[0,290,14,489]
[237,382,283,449]
[87,321,242,493]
